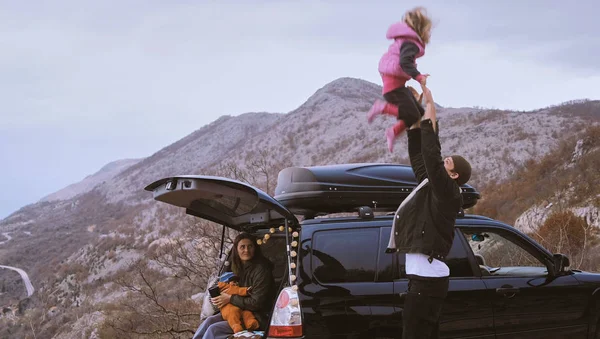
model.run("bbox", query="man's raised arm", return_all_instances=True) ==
[407,120,427,184]
[419,87,459,200]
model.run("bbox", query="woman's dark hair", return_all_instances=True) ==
[231,232,264,275]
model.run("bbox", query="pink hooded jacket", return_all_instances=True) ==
[378,22,425,94]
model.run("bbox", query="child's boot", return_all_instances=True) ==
[244,318,259,331]
[385,127,396,153]
[367,100,386,123]
[243,311,260,331]
[386,121,406,153]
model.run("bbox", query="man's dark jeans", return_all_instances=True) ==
[402,276,449,339]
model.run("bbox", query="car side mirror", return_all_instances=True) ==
[553,253,570,273]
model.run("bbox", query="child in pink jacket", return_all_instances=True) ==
[367,7,433,152]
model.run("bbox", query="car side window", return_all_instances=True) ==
[462,229,548,277]
[397,233,475,278]
[312,228,379,283]
[446,233,476,277]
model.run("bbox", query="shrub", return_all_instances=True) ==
[530,210,598,270]
[532,211,587,256]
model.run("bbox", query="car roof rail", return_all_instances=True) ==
[460,214,494,221]
[306,206,376,221]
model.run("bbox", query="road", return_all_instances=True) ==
[0,265,35,297]
[0,232,11,245]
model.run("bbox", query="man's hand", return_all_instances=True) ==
[419,74,430,87]
[421,85,437,131]
[211,292,231,308]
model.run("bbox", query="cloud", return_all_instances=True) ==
[423,40,600,110]
[432,1,600,73]
[0,0,599,218]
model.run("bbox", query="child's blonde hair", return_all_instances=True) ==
[403,7,432,45]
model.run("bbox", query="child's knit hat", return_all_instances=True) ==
[219,272,235,283]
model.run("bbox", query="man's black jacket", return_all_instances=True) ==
[389,119,463,261]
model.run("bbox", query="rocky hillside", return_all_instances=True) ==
[0,77,599,338]
[100,112,284,204]
[473,123,600,273]
[220,78,590,186]
[41,158,142,202]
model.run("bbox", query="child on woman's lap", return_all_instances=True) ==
[217,274,259,333]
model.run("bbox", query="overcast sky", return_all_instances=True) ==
[1,0,599,219]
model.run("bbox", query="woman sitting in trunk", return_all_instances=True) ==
[193,233,275,339]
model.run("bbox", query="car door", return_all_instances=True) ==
[393,229,495,338]
[300,223,394,338]
[370,225,400,338]
[461,225,590,339]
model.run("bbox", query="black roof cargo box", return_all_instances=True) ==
[274,163,480,217]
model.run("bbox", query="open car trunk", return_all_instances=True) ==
[145,175,299,232]
[145,176,299,337]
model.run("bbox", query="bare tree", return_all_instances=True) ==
[100,260,199,338]
[215,161,252,186]
[213,148,288,196]
[532,210,597,270]
[150,217,233,290]
[248,149,283,195]
[99,217,233,338]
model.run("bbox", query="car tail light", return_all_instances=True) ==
[267,287,302,337]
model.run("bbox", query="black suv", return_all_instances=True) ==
[145,163,600,339]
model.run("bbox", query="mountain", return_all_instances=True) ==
[40,158,142,202]
[0,77,599,338]
[99,112,283,204]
